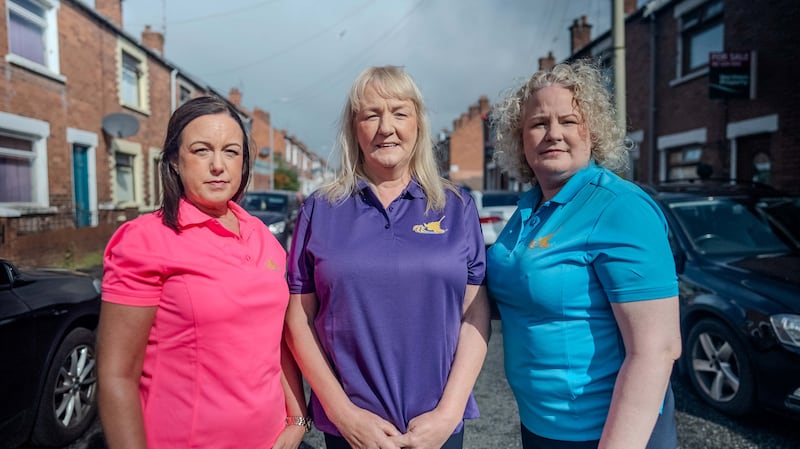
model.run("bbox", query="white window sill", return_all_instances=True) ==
[5,54,66,84]
[669,67,708,87]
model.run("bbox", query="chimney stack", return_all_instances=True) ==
[569,16,592,55]
[625,0,637,15]
[228,88,242,107]
[538,51,556,71]
[95,0,123,28]
[141,26,164,56]
[478,96,490,114]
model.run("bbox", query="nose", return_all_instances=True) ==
[209,150,225,174]
[545,121,563,141]
[378,115,395,136]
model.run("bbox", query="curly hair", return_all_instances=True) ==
[490,59,629,184]
[320,65,458,212]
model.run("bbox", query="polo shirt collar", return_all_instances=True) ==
[518,161,601,220]
[549,160,602,205]
[355,177,423,200]
[177,197,251,230]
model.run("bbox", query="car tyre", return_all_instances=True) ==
[30,327,98,447]
[685,318,755,416]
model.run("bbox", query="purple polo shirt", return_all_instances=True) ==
[287,179,485,435]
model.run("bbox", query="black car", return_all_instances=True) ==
[0,259,101,448]
[639,180,800,416]
[242,190,303,248]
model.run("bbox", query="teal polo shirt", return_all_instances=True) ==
[486,162,678,441]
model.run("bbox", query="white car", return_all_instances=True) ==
[470,190,521,246]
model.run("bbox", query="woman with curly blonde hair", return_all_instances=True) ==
[486,60,681,449]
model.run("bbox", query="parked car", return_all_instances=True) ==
[242,190,303,248]
[639,180,800,416]
[470,190,521,246]
[0,259,101,448]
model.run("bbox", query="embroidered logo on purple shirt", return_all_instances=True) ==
[412,216,447,234]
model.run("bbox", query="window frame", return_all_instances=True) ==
[117,39,150,114]
[0,111,50,211]
[5,0,62,79]
[148,147,161,210]
[674,0,724,80]
[110,138,144,208]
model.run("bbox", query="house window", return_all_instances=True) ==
[677,0,724,76]
[149,149,162,208]
[0,134,34,202]
[668,146,703,180]
[121,52,143,107]
[111,139,144,206]
[0,112,49,207]
[6,0,60,73]
[117,40,150,113]
[178,84,192,106]
[115,152,135,203]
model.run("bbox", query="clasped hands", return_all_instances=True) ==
[333,404,460,449]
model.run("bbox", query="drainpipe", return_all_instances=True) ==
[647,11,657,182]
[170,68,178,112]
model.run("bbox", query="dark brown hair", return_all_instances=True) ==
[159,96,252,232]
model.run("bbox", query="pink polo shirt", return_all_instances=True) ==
[102,199,289,449]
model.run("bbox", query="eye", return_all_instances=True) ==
[224,147,241,157]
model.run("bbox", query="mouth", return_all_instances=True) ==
[376,143,399,149]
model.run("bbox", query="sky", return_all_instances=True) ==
[120,0,632,164]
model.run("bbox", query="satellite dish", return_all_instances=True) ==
[102,113,140,138]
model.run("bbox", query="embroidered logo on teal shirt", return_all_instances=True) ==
[528,233,554,249]
[413,216,447,234]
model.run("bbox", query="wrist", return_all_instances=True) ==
[285,415,312,433]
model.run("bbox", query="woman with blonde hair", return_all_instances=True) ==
[487,60,681,449]
[285,66,491,449]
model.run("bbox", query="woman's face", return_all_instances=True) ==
[175,113,244,215]
[355,83,418,180]
[521,85,592,192]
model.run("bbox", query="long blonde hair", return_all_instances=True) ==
[320,66,458,212]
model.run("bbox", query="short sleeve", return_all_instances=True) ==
[286,195,316,294]
[461,189,487,285]
[102,219,165,306]
[591,192,678,303]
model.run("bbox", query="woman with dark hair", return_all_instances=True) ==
[97,96,307,449]
[285,66,490,449]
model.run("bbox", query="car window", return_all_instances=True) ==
[669,199,792,255]
[757,197,800,248]
[481,193,519,207]
[243,194,288,213]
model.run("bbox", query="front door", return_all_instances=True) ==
[72,144,91,227]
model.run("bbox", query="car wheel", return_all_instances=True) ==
[685,318,755,416]
[30,327,98,447]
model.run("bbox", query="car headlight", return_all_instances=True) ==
[268,221,286,234]
[770,314,800,348]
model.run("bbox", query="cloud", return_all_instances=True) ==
[123,0,616,162]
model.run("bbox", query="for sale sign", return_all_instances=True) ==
[708,51,756,99]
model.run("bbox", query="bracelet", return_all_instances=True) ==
[286,416,312,433]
